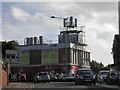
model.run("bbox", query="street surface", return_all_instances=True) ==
[2,82,120,90]
[32,82,120,90]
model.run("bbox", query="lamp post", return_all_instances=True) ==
[51,15,69,74]
[51,16,64,19]
[51,15,78,74]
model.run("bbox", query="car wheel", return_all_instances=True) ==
[93,82,96,85]
[34,79,36,83]
[75,81,79,85]
[100,81,102,84]
[79,82,81,85]
[118,82,120,86]
[37,80,39,83]
[34,81,36,83]
[106,81,109,85]
[89,83,92,85]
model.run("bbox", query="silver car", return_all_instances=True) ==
[97,70,109,83]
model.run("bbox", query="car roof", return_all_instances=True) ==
[77,68,92,71]
[99,70,109,72]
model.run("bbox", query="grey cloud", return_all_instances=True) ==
[2,2,118,65]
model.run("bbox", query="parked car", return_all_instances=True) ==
[97,70,109,83]
[75,68,96,85]
[20,73,27,82]
[62,74,75,82]
[10,73,17,82]
[106,70,120,85]
[34,72,50,83]
[55,73,63,82]
[50,75,57,82]
[10,73,27,82]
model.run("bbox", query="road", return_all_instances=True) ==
[31,82,120,90]
[2,82,120,90]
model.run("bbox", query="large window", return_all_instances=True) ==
[20,51,30,64]
[41,49,58,64]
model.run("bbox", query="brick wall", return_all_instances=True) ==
[2,70,7,88]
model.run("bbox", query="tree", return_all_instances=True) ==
[90,60,104,74]
[2,40,19,58]
[1,40,19,75]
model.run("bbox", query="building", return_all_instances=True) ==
[112,35,120,70]
[5,50,21,64]
[112,1,120,71]
[10,16,90,77]
[0,60,2,89]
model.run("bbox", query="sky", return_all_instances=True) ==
[1,0,120,66]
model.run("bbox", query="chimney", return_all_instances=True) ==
[39,36,43,45]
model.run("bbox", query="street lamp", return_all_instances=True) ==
[51,15,69,74]
[51,15,78,74]
[51,15,64,19]
[51,16,55,18]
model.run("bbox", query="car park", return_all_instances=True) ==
[97,70,109,83]
[106,70,120,85]
[34,72,50,83]
[75,68,96,85]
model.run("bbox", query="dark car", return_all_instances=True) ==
[10,73,17,82]
[50,75,57,82]
[75,69,96,85]
[62,74,75,82]
[10,73,27,82]
[106,71,120,85]
[34,72,50,83]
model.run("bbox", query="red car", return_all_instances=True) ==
[20,73,27,82]
[34,72,50,83]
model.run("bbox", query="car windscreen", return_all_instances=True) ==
[110,71,119,76]
[100,72,109,75]
[77,70,92,75]
[38,73,47,76]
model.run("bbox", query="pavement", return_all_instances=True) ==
[2,82,34,90]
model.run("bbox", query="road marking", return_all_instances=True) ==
[30,85,34,89]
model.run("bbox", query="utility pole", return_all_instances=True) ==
[51,16,77,74]
[118,1,120,35]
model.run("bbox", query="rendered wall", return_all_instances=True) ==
[2,70,7,88]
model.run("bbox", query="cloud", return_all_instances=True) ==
[11,6,30,21]
[2,2,118,66]
[2,0,120,2]
[3,8,60,43]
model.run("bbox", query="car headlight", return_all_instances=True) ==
[93,75,96,79]
[91,76,94,79]
[117,76,120,80]
[109,76,112,79]
[79,76,83,79]
[100,76,103,79]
